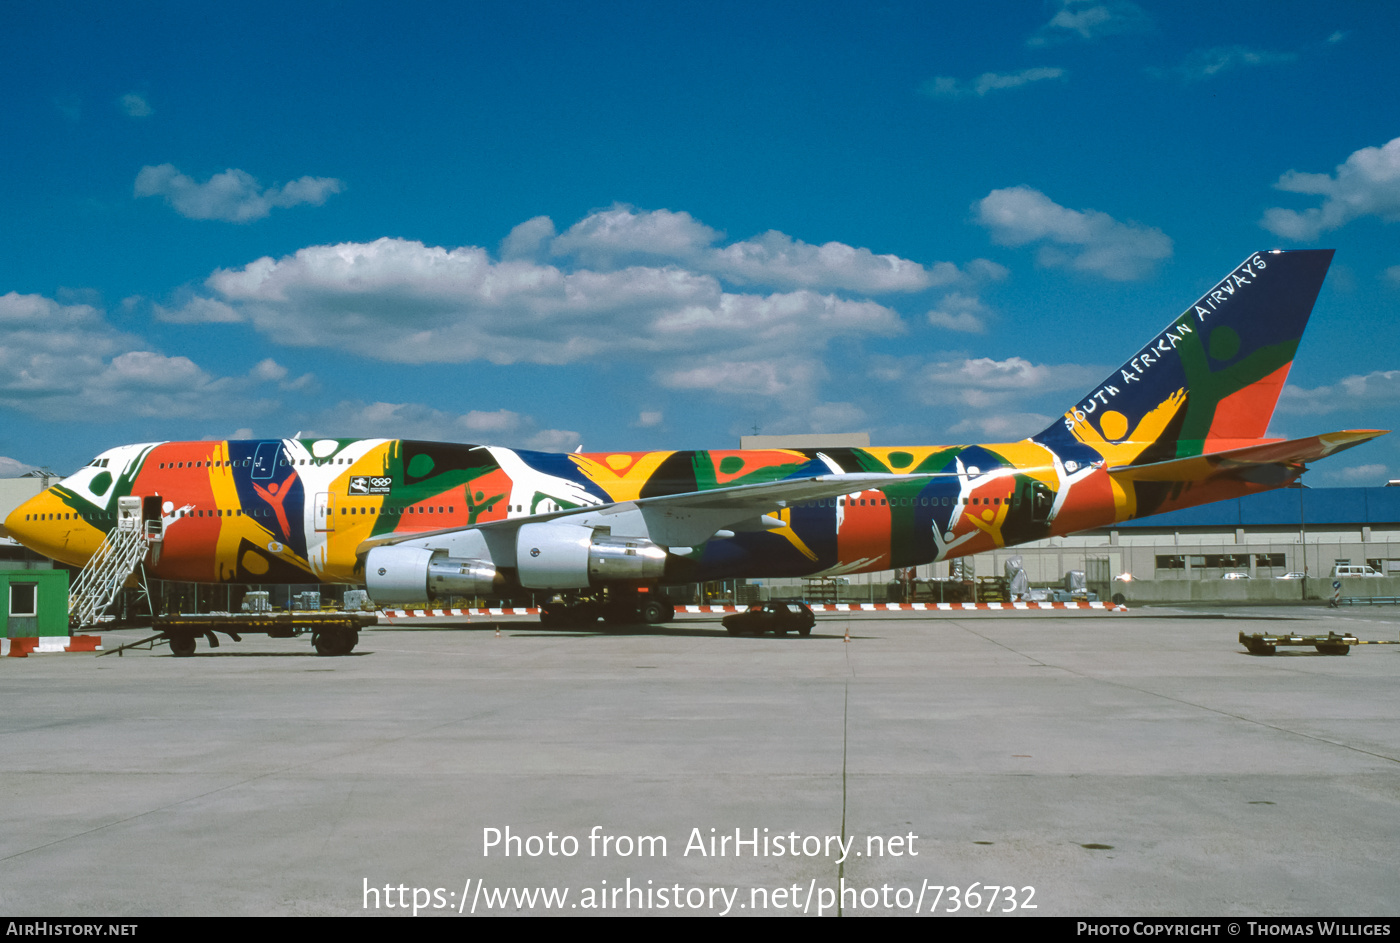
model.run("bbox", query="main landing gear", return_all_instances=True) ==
[539,588,675,627]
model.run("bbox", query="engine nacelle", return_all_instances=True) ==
[516,522,667,589]
[365,545,500,605]
[588,535,668,582]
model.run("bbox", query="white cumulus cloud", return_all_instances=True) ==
[552,205,719,267]
[1318,463,1389,486]
[134,164,345,223]
[920,356,1103,409]
[118,93,153,117]
[129,207,1031,430]
[926,293,990,333]
[1028,0,1151,46]
[1260,136,1400,241]
[153,295,243,323]
[921,67,1067,99]
[0,291,281,422]
[545,204,941,293]
[705,229,935,292]
[658,356,826,401]
[184,229,904,371]
[311,400,578,451]
[1157,46,1296,83]
[499,215,557,261]
[975,186,1172,280]
[946,412,1057,441]
[1277,370,1400,415]
[0,456,39,478]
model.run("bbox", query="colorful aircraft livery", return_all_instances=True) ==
[3,250,1385,609]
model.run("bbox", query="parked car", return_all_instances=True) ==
[722,601,816,636]
[1333,564,1383,578]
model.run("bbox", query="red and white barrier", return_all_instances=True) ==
[686,601,1125,613]
[2,635,104,657]
[382,608,539,620]
[381,600,1126,621]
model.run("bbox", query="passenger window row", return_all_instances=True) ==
[156,457,356,469]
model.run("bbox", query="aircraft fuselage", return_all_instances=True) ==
[5,434,1281,590]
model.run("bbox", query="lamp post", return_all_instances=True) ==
[1298,486,1308,602]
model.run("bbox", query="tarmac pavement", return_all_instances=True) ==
[1,604,1397,917]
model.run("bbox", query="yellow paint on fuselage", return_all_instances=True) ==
[317,452,392,580]
[861,446,952,472]
[205,442,273,581]
[3,490,105,568]
[571,451,677,501]
[965,499,1012,548]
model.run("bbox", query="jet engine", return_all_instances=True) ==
[365,545,501,605]
[363,524,670,604]
[515,521,667,589]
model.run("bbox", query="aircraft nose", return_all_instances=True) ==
[5,491,63,558]
[4,497,32,542]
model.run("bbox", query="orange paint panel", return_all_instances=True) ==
[132,443,218,504]
[837,493,891,570]
[459,467,514,524]
[137,444,222,581]
[1051,470,1115,535]
[1206,361,1292,441]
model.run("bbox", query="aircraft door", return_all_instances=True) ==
[251,442,279,480]
[1015,480,1054,526]
[140,493,165,564]
[117,496,142,534]
[315,492,335,532]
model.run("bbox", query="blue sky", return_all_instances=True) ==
[2,0,1398,484]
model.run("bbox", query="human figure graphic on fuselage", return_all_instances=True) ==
[251,475,297,539]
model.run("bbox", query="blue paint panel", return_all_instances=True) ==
[1035,250,1332,452]
[514,449,611,501]
[227,440,308,557]
[788,502,838,570]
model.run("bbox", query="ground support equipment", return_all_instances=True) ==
[100,611,378,658]
[1238,630,1400,656]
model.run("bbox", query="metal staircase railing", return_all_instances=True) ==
[68,518,158,628]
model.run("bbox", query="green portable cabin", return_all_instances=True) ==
[2,569,70,637]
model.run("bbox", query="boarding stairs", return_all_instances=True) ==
[69,497,163,628]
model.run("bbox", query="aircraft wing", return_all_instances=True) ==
[621,472,937,511]
[357,471,943,555]
[1106,429,1388,483]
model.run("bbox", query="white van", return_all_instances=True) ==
[1332,564,1383,578]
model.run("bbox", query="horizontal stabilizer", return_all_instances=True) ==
[1106,429,1387,483]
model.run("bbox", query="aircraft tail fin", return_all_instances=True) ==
[1032,249,1334,466]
